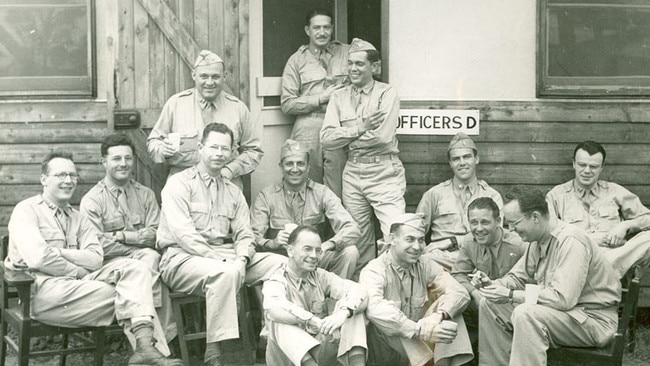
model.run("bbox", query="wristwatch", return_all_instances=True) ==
[508,289,514,302]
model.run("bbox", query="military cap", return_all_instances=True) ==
[280,139,310,160]
[392,213,426,233]
[448,132,477,152]
[349,38,376,53]
[193,50,223,68]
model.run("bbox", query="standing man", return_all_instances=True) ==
[6,151,182,365]
[479,185,621,366]
[80,133,176,348]
[360,213,473,366]
[281,9,349,198]
[416,132,503,270]
[450,197,525,349]
[251,139,360,279]
[547,140,650,277]
[263,225,367,366]
[320,38,405,273]
[148,50,263,188]
[157,123,285,366]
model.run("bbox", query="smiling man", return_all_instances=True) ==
[148,50,263,187]
[263,225,368,366]
[281,9,350,197]
[156,123,285,366]
[251,139,360,279]
[546,140,650,277]
[416,132,503,270]
[320,38,405,275]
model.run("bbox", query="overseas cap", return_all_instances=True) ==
[194,50,223,68]
[349,38,376,53]
[392,213,426,233]
[280,139,309,160]
[448,132,477,152]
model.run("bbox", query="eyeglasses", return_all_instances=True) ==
[50,172,79,181]
[506,215,528,231]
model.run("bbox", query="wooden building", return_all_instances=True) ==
[1,0,649,238]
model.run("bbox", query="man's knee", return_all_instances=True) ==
[133,248,161,269]
[340,245,360,263]
[511,303,544,326]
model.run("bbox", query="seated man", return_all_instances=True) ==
[263,225,367,366]
[450,197,525,349]
[156,123,286,366]
[6,151,181,365]
[416,132,503,270]
[479,185,621,366]
[251,139,360,279]
[80,133,176,347]
[547,140,650,277]
[360,213,473,366]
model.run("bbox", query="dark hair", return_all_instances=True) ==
[202,123,234,145]
[503,185,548,217]
[468,197,500,220]
[287,225,321,246]
[366,49,380,63]
[573,140,606,164]
[42,151,74,174]
[305,9,333,27]
[101,133,135,156]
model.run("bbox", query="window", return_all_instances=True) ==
[0,0,95,97]
[538,0,650,97]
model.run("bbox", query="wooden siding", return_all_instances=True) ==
[399,100,650,212]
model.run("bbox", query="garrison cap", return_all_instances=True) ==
[392,213,426,233]
[448,132,477,152]
[349,38,376,53]
[280,139,310,160]
[194,50,223,68]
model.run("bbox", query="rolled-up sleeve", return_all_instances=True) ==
[322,188,360,250]
[250,191,272,248]
[226,106,264,178]
[320,91,362,150]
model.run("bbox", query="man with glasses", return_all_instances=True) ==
[478,185,620,366]
[416,132,503,270]
[546,140,650,277]
[148,50,263,188]
[6,151,182,365]
[281,9,349,198]
[80,133,176,352]
[156,123,285,366]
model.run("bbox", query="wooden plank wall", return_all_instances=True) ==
[116,0,250,197]
[400,101,650,212]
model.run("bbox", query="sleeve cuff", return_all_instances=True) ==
[123,231,139,245]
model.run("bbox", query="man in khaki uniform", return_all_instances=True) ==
[7,151,181,365]
[546,140,650,277]
[263,225,367,366]
[80,133,176,347]
[360,213,473,366]
[281,9,349,197]
[157,123,285,366]
[148,50,263,188]
[251,139,360,279]
[416,132,503,270]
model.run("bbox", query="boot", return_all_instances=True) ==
[128,321,184,366]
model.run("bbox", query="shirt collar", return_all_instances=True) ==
[571,179,605,198]
[196,163,220,187]
[352,80,375,95]
[452,177,479,194]
[102,177,131,198]
[387,251,416,280]
[283,263,318,289]
[283,181,308,200]
[40,195,73,216]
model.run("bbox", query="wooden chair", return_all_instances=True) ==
[0,236,106,366]
[546,266,642,366]
[170,286,256,365]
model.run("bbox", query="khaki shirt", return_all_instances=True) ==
[147,89,263,177]
[156,164,254,260]
[496,220,620,318]
[250,179,360,250]
[320,80,400,157]
[416,179,503,243]
[360,252,470,339]
[80,178,159,258]
[6,195,103,278]
[451,229,526,296]
[547,180,650,245]
[263,263,367,330]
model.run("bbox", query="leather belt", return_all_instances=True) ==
[348,154,396,164]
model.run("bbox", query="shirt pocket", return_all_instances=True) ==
[564,206,587,224]
[300,64,326,86]
[131,214,143,228]
[190,202,210,231]
[409,295,427,319]
[103,216,125,232]
[270,216,292,230]
[436,204,462,228]
[41,229,66,249]
[302,213,325,226]
[340,115,359,128]
[597,204,621,228]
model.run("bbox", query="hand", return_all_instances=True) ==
[425,238,454,252]
[76,267,91,279]
[136,230,156,247]
[220,167,234,180]
[359,110,385,133]
[469,270,492,289]
[429,321,458,344]
[306,316,324,334]
[319,310,348,336]
[275,229,291,246]
[605,223,627,247]
[319,84,345,104]
[321,241,336,252]
[479,284,510,303]
[160,139,178,158]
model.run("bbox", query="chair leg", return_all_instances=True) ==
[94,327,105,366]
[238,287,256,365]
[17,322,30,366]
[171,298,191,366]
[0,319,7,366]
[58,334,69,366]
